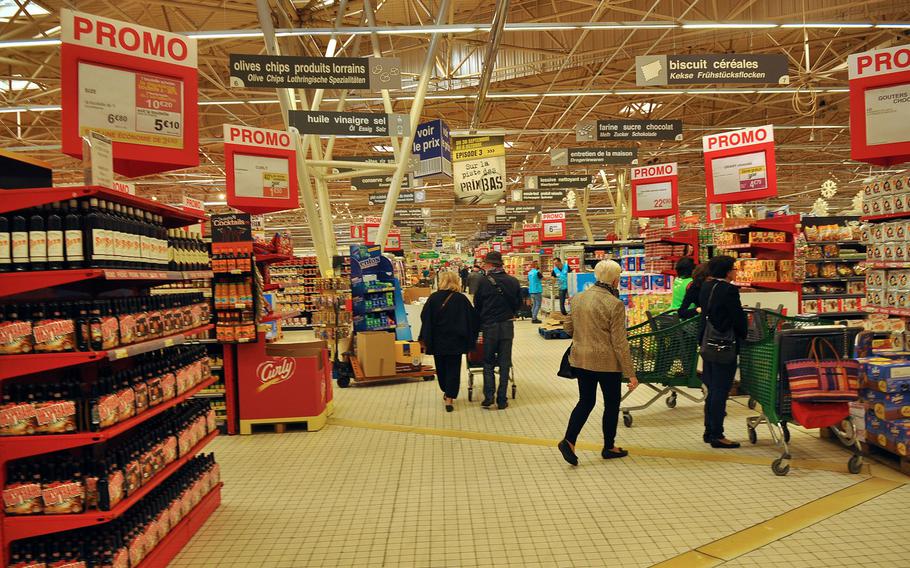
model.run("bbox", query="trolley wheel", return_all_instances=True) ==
[771,458,790,476]
[782,424,791,443]
[747,397,757,410]
[511,384,517,399]
[665,393,677,408]
[622,413,633,428]
[423,376,434,381]
[748,427,758,445]
[848,454,863,475]
[337,375,351,388]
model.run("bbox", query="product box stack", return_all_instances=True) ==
[864,220,910,264]
[643,228,688,274]
[269,257,319,329]
[864,269,910,312]
[734,259,795,283]
[862,174,910,218]
[859,358,910,464]
[625,293,673,328]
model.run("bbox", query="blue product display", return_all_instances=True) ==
[350,245,412,339]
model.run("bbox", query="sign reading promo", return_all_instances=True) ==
[61,9,199,176]
[541,212,567,242]
[412,119,452,178]
[228,54,401,91]
[223,124,298,214]
[703,125,777,204]
[576,119,682,142]
[848,44,910,165]
[452,135,506,204]
[550,147,638,166]
[636,54,789,86]
[526,175,591,190]
[288,110,409,137]
[630,162,678,218]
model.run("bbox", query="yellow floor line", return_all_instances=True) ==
[649,550,723,568]
[675,477,902,564]
[328,418,871,475]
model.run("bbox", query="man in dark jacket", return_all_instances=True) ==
[474,251,522,409]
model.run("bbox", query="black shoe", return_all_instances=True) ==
[602,447,629,459]
[497,402,508,410]
[710,439,741,449]
[558,440,578,466]
[703,433,710,443]
[445,404,454,412]
[481,399,494,408]
[532,319,542,324]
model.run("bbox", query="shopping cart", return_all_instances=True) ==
[739,311,864,476]
[620,313,704,427]
[465,334,517,402]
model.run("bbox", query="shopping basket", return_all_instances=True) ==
[739,317,865,476]
[620,314,703,427]
[465,334,517,402]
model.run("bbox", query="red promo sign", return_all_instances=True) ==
[512,234,525,249]
[630,162,679,218]
[541,212,566,241]
[566,257,581,271]
[224,124,299,214]
[350,224,364,239]
[363,216,401,250]
[706,201,726,224]
[492,242,502,252]
[182,196,205,214]
[848,44,910,166]
[61,9,199,177]
[703,125,777,204]
[523,223,541,246]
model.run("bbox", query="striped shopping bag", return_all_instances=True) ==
[785,338,860,402]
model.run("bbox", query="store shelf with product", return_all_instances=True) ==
[799,216,867,317]
[0,270,214,299]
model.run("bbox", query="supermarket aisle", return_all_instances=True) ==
[172,318,910,567]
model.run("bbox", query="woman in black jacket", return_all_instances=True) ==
[698,256,748,448]
[678,264,709,320]
[419,272,480,412]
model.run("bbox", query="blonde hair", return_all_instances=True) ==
[437,271,462,292]
[594,259,622,285]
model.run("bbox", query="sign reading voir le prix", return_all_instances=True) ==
[60,9,199,176]
[848,44,910,165]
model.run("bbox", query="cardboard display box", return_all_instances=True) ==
[863,358,910,393]
[404,287,432,304]
[356,331,397,377]
[863,389,910,421]
[395,340,423,366]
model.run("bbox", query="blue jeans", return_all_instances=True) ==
[530,293,542,320]
[559,289,568,315]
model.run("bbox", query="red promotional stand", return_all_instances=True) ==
[848,44,910,166]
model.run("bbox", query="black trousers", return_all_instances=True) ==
[434,354,463,399]
[564,368,622,448]
[559,289,568,315]
[482,321,514,405]
[702,359,737,440]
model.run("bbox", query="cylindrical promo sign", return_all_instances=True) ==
[630,162,678,217]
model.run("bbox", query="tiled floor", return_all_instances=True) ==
[172,310,910,567]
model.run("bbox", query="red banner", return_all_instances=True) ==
[60,9,199,177]
[224,124,299,214]
[703,125,777,204]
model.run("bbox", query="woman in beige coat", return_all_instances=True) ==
[558,260,639,466]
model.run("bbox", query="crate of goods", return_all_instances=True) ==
[865,414,910,456]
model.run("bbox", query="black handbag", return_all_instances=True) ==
[700,282,737,365]
[557,345,575,379]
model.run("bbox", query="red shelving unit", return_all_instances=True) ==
[0,376,217,463]
[260,310,301,324]
[0,186,205,227]
[861,211,910,222]
[866,261,910,269]
[0,270,215,299]
[254,253,293,265]
[0,323,214,381]
[720,215,799,233]
[734,281,802,292]
[716,242,794,252]
[2,430,217,542]
[136,483,223,568]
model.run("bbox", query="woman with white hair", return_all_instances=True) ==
[557,260,639,466]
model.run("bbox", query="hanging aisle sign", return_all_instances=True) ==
[635,54,789,86]
[703,125,777,204]
[576,119,683,142]
[362,216,401,250]
[848,44,910,165]
[518,189,568,201]
[412,119,452,178]
[61,9,199,177]
[526,175,592,190]
[630,162,678,218]
[223,124,298,214]
[368,191,415,205]
[288,110,410,137]
[523,223,542,246]
[541,212,567,241]
[452,135,506,204]
[550,147,638,166]
[228,54,401,91]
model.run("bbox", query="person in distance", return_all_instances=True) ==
[473,250,522,410]
[552,257,570,315]
[678,264,709,320]
[670,257,695,311]
[527,260,544,324]
[558,260,639,466]
[698,255,747,449]
[418,272,480,413]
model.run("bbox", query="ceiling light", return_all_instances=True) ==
[0,37,59,48]
[218,193,226,199]
[204,201,227,206]
[681,22,778,29]
[876,23,910,28]
[190,30,264,40]
[0,0,48,21]
[780,23,873,28]
[506,23,579,31]
[0,104,60,114]
[372,145,395,152]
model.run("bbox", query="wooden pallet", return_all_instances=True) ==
[860,437,910,475]
[239,404,332,435]
[348,355,436,384]
[538,327,570,340]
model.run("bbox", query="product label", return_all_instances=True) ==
[0,402,37,435]
[3,482,43,514]
[11,231,28,260]
[35,400,77,433]
[47,230,64,261]
[101,316,119,349]
[65,229,84,261]
[117,387,136,419]
[0,233,11,264]
[33,319,77,352]
[41,481,85,513]
[28,231,46,261]
[94,393,120,428]
[160,372,176,400]
[0,320,34,354]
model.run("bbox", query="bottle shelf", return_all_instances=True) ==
[1,430,217,543]
[0,324,214,381]
[135,483,222,568]
[0,270,215,299]
[0,376,217,462]
[0,186,204,227]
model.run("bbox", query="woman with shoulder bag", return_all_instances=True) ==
[698,256,748,448]
[557,260,639,466]
[419,272,480,412]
